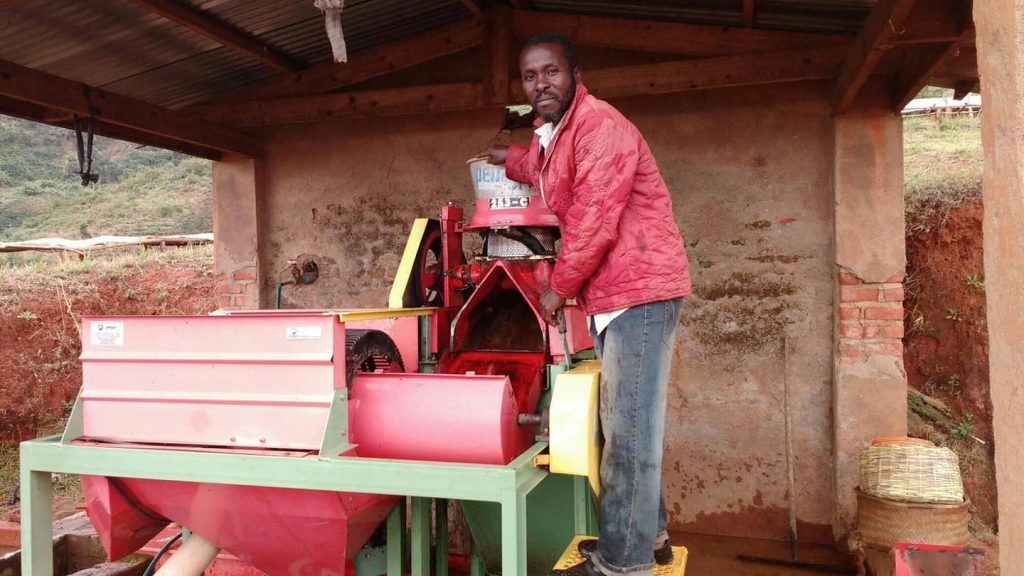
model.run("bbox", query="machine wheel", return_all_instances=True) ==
[411,225,444,307]
[344,329,405,388]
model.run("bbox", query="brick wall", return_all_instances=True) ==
[215,266,259,310]
[837,269,906,363]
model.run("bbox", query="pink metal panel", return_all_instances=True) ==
[80,314,343,450]
[80,475,169,562]
[115,478,397,576]
[350,372,531,465]
[223,309,421,372]
[547,305,594,360]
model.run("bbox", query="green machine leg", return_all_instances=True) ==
[435,499,449,576]
[387,500,406,576]
[18,463,53,576]
[411,497,432,576]
[500,493,528,576]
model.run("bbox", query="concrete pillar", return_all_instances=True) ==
[831,110,908,541]
[975,1,1024,571]
[212,155,263,310]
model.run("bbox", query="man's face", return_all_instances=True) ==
[519,43,579,124]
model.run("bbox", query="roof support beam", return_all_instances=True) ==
[0,58,258,158]
[198,46,845,126]
[511,8,849,57]
[833,0,919,113]
[892,27,975,109]
[196,83,486,126]
[458,0,482,19]
[202,18,483,104]
[743,0,756,27]
[126,0,302,73]
[483,5,512,105]
[584,46,847,99]
[890,0,975,109]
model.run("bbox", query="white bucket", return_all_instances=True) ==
[468,159,538,200]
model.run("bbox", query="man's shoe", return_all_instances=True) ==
[577,539,674,566]
[653,540,674,566]
[551,557,606,575]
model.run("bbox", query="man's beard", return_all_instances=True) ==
[537,80,576,124]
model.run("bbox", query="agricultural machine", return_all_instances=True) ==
[17,158,643,575]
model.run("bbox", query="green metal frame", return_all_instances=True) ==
[19,437,547,576]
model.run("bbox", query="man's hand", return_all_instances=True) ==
[482,141,509,165]
[539,288,566,323]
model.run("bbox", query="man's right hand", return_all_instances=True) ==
[482,142,509,165]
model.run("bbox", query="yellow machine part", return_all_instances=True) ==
[549,360,602,496]
[553,536,688,575]
[388,218,432,309]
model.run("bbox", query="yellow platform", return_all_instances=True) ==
[553,536,688,576]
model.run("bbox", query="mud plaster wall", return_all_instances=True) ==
[256,80,836,542]
[975,0,1024,571]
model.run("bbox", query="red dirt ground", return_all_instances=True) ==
[0,250,216,521]
[903,200,998,569]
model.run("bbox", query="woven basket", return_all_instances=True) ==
[860,442,963,504]
[857,490,970,549]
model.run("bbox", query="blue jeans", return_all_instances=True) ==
[590,298,683,575]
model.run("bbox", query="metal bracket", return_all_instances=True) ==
[319,388,355,457]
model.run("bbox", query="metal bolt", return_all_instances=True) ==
[259,437,267,443]
[229,436,236,442]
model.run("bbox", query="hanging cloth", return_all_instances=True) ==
[314,0,347,63]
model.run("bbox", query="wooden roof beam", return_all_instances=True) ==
[584,46,847,99]
[126,0,302,73]
[201,18,483,104]
[0,58,258,157]
[833,0,919,113]
[198,46,845,126]
[459,0,482,19]
[892,26,975,110]
[196,83,486,126]
[484,5,512,105]
[512,8,850,57]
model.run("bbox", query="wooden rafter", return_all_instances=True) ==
[126,0,302,73]
[459,0,482,19]
[0,58,258,158]
[512,9,849,57]
[952,79,976,100]
[584,46,847,100]
[484,5,512,105]
[833,0,919,113]
[892,26,975,110]
[202,18,483,104]
[197,47,846,126]
[196,83,485,126]
[743,0,756,28]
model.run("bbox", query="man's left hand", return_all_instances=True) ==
[540,288,566,323]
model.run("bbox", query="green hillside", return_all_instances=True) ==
[0,116,212,242]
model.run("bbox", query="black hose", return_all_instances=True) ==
[142,530,184,576]
[495,228,554,256]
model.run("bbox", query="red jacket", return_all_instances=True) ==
[505,82,692,315]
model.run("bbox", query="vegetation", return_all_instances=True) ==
[903,111,983,233]
[0,116,212,243]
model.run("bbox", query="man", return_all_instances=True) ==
[482,34,692,576]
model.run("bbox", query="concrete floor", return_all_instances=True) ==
[672,532,856,575]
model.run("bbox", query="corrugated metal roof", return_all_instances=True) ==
[0,0,474,108]
[530,0,874,33]
[1,0,935,111]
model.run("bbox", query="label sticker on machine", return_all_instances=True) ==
[489,196,529,210]
[286,326,323,340]
[90,321,124,347]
